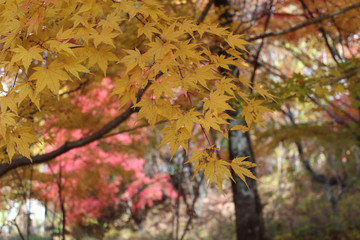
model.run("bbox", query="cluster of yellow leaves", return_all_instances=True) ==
[0,0,270,191]
[185,146,259,192]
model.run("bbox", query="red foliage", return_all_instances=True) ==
[33,77,177,226]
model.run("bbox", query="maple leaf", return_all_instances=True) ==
[177,19,196,38]
[238,75,253,89]
[156,99,181,119]
[230,125,250,133]
[137,22,160,40]
[147,39,176,61]
[6,138,15,161]
[226,33,248,50]
[185,146,217,176]
[207,24,229,37]
[98,13,124,32]
[15,81,39,108]
[62,56,89,79]
[186,146,232,193]
[14,128,38,160]
[134,98,159,126]
[190,65,216,89]
[4,127,37,161]
[149,77,176,99]
[255,84,277,102]
[56,26,75,40]
[120,0,139,20]
[11,45,43,72]
[92,28,119,48]
[203,90,234,114]
[204,158,232,193]
[196,24,210,38]
[71,14,91,28]
[150,54,178,80]
[173,108,201,133]
[46,40,77,56]
[231,157,258,189]
[87,46,118,75]
[215,77,238,97]
[0,95,18,114]
[159,123,192,158]
[242,99,271,127]
[121,48,148,73]
[198,112,228,132]
[0,111,17,138]
[161,22,183,42]
[139,0,167,21]
[174,40,200,63]
[30,61,70,94]
[26,8,45,34]
[211,55,234,70]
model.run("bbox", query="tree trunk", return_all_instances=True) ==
[229,111,264,240]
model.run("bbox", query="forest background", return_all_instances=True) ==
[0,0,359,239]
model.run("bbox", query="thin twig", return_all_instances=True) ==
[248,2,360,41]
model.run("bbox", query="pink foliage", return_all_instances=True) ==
[34,77,176,226]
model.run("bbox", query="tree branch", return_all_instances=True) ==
[281,106,340,185]
[249,0,273,86]
[197,0,214,25]
[248,2,360,41]
[0,85,150,178]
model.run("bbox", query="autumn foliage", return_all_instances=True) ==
[0,0,271,191]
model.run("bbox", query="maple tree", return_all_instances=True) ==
[0,0,272,192]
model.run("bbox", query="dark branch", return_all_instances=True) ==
[281,106,340,185]
[248,2,360,41]
[197,0,214,25]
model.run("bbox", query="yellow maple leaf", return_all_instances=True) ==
[46,40,77,56]
[204,158,232,193]
[203,90,234,114]
[242,99,271,127]
[189,65,216,89]
[0,111,17,138]
[174,40,200,63]
[255,84,277,102]
[92,27,119,48]
[149,77,176,99]
[30,61,70,94]
[186,146,233,193]
[134,98,159,126]
[137,22,160,40]
[161,22,183,42]
[207,24,229,37]
[231,157,259,189]
[198,112,228,133]
[139,0,167,21]
[146,39,176,61]
[10,127,38,161]
[211,55,234,70]
[62,56,89,79]
[226,33,248,50]
[11,45,43,72]
[215,77,238,97]
[230,125,250,133]
[0,95,18,114]
[121,48,148,73]
[173,108,201,133]
[15,81,39,108]
[87,46,118,75]
[98,13,124,32]
[159,123,192,158]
